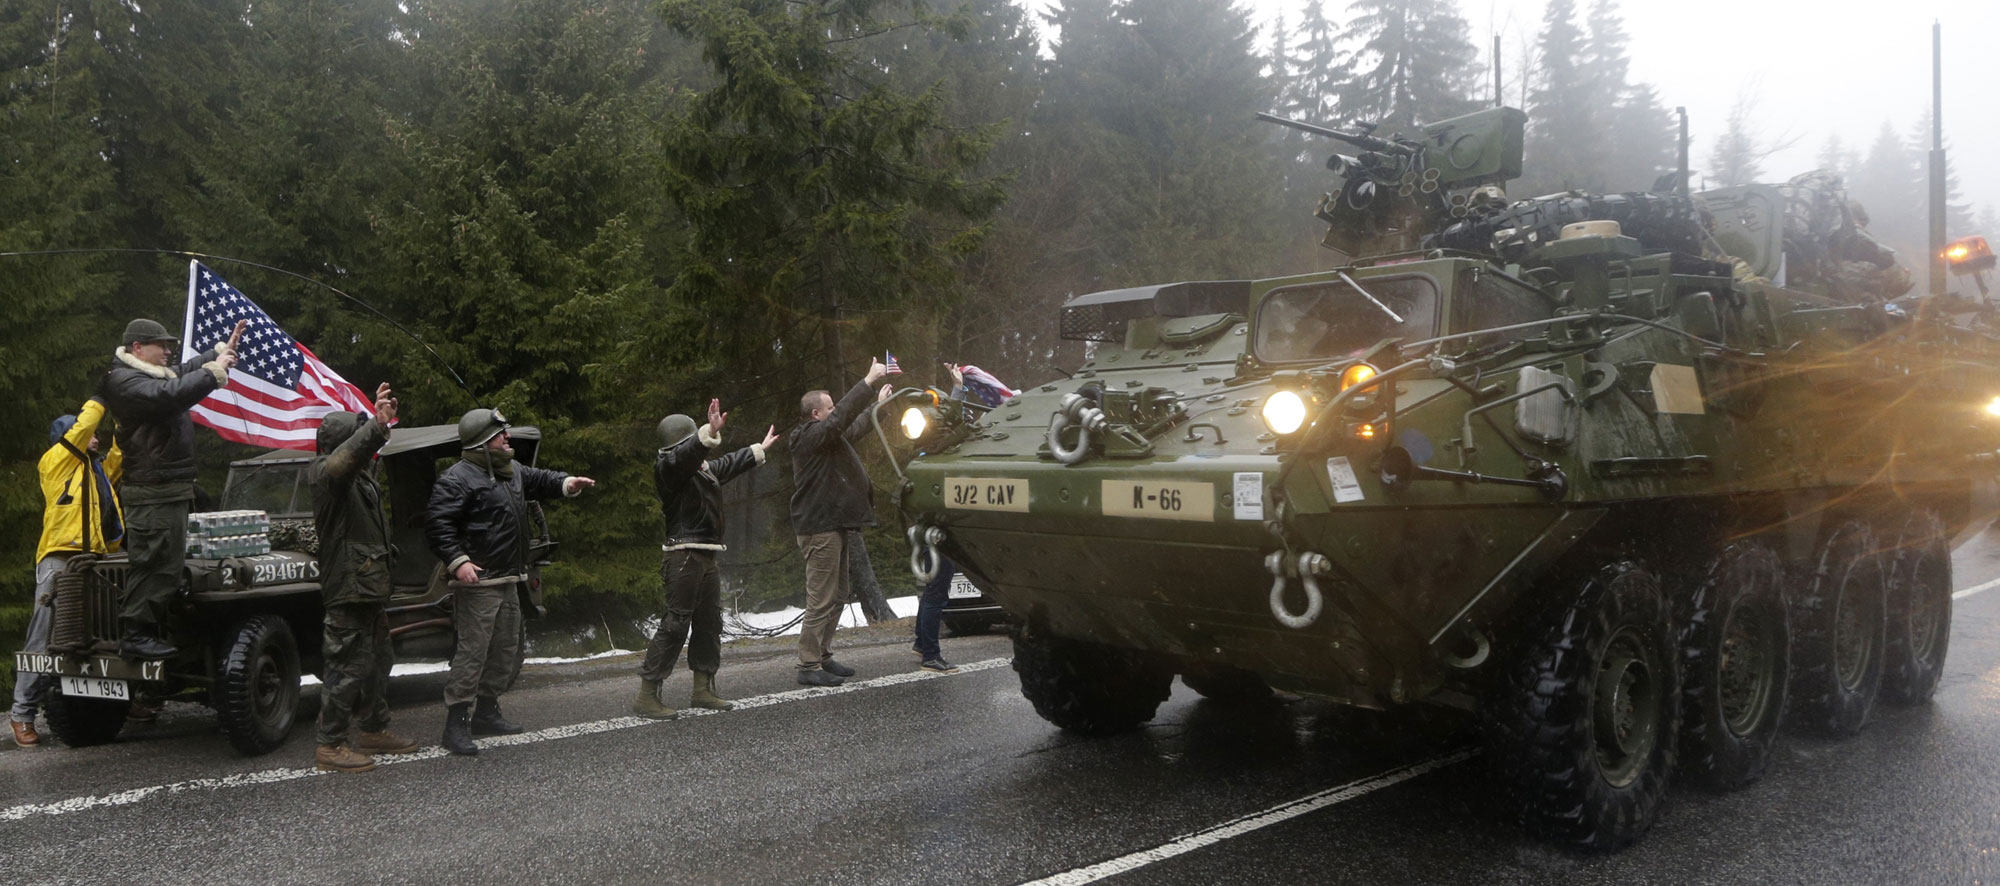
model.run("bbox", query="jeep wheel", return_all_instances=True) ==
[216,615,302,756]
[1012,625,1172,735]
[1483,561,1680,852]
[1679,542,1789,790]
[43,692,130,748]
[1884,509,1950,705]
[1791,519,1885,736]
[1180,664,1274,704]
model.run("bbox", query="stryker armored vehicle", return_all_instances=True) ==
[15,424,555,755]
[876,105,2000,850]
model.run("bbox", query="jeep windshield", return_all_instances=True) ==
[222,461,307,516]
[1252,274,1438,364]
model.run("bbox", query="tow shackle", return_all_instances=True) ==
[908,525,947,582]
[1046,393,1108,465]
[1264,550,1331,630]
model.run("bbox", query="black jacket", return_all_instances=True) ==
[788,379,877,535]
[101,347,226,486]
[425,457,569,578]
[308,412,392,605]
[656,425,765,548]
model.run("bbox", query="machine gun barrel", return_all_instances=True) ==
[1254,111,1410,156]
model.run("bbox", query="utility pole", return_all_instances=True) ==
[1928,20,1947,297]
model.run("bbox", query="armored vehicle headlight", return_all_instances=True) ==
[1262,390,1308,435]
[900,407,930,440]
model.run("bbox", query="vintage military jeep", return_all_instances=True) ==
[15,424,554,755]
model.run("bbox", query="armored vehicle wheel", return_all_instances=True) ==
[216,614,302,756]
[42,692,131,748]
[1678,542,1789,790]
[1883,509,1951,705]
[1011,626,1172,735]
[1484,561,1680,852]
[1791,519,1886,736]
[1180,664,1274,703]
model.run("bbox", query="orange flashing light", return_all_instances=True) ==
[1340,363,1378,392]
[1945,236,1993,267]
[1354,422,1378,440]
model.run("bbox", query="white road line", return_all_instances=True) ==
[1954,576,2000,600]
[1019,751,1475,886]
[0,657,1012,823]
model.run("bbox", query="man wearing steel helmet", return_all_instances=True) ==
[425,407,595,755]
[99,316,245,659]
[631,399,778,719]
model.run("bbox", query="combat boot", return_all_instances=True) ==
[689,672,735,712]
[353,729,420,755]
[469,696,525,736]
[631,679,677,720]
[315,744,376,773]
[442,702,478,756]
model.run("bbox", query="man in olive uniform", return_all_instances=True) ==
[308,383,420,772]
[425,408,594,755]
[633,398,778,718]
[99,316,245,658]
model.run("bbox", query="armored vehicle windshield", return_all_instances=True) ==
[1253,274,1437,363]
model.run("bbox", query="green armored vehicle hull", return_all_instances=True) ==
[883,106,2000,850]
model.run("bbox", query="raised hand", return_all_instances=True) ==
[707,397,726,433]
[374,382,398,425]
[946,362,964,387]
[864,357,888,385]
[563,476,596,496]
[761,425,779,448]
[222,319,249,355]
[877,383,894,404]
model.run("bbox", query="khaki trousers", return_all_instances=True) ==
[795,531,849,669]
[443,581,522,707]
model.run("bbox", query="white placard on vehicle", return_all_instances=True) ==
[1325,457,1365,503]
[943,477,1030,513]
[947,575,982,599]
[1232,472,1265,521]
[1101,480,1216,522]
[61,676,130,701]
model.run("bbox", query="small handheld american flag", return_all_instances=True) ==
[180,260,376,450]
[883,351,903,375]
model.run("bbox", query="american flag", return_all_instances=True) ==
[883,351,902,375]
[180,260,374,450]
[959,365,1017,408]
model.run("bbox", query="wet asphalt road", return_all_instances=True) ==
[7,529,2000,885]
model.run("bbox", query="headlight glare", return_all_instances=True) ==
[1262,390,1308,435]
[900,407,930,440]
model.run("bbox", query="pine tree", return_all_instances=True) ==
[1905,111,1977,238]
[1816,133,1855,176]
[1333,0,1480,134]
[1293,0,1346,121]
[1706,95,1763,188]
[1522,0,1605,193]
[654,0,1005,396]
[1849,121,1919,259]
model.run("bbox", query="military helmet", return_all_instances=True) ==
[458,407,510,449]
[122,318,179,345]
[657,414,698,448]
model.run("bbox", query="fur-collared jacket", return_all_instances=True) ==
[788,378,878,536]
[656,423,768,551]
[100,347,229,487]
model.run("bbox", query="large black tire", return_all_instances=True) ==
[216,614,302,756]
[1011,626,1173,735]
[1678,542,1789,791]
[1180,664,1275,704]
[1790,519,1886,736]
[1884,509,1951,705]
[42,692,130,748]
[1484,561,1681,852]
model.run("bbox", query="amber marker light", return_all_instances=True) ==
[1353,422,1378,440]
[1339,362,1379,391]
[1262,390,1309,435]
